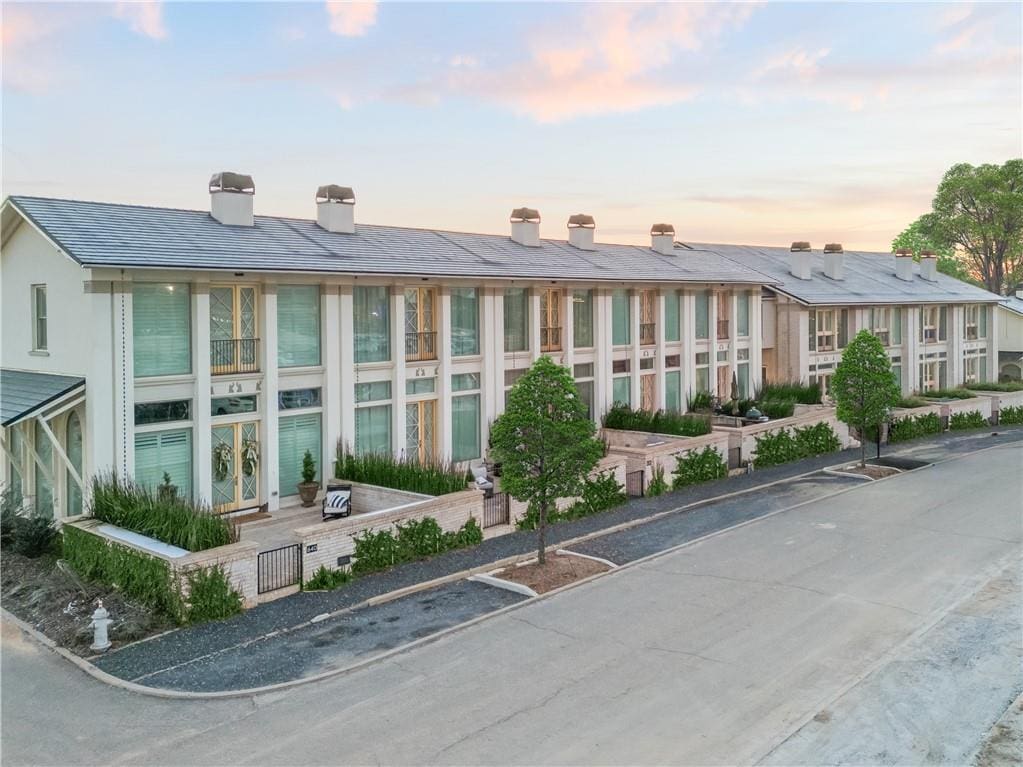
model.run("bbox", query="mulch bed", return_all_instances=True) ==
[1,552,174,656]
[836,464,901,480]
[498,554,610,594]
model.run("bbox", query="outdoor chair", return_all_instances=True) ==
[322,482,352,520]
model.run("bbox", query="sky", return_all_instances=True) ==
[2,1,1020,251]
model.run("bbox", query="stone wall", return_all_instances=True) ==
[601,430,730,483]
[972,389,1023,421]
[334,480,434,515]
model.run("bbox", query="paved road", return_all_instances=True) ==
[2,442,1020,765]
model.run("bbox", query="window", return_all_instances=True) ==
[665,370,682,411]
[355,381,392,402]
[695,351,710,392]
[639,290,656,345]
[665,291,681,343]
[135,400,191,425]
[406,378,436,396]
[640,357,654,370]
[279,414,322,492]
[870,307,891,346]
[277,285,321,368]
[540,288,562,352]
[452,372,481,392]
[736,292,750,337]
[963,350,988,384]
[612,376,631,406]
[892,358,903,391]
[575,380,594,420]
[133,284,191,377]
[737,360,750,399]
[891,307,903,345]
[210,285,257,374]
[813,310,836,352]
[838,309,849,348]
[355,406,391,455]
[279,388,322,410]
[694,291,710,340]
[573,290,593,348]
[405,287,437,362]
[504,368,526,387]
[716,294,730,340]
[920,306,947,343]
[612,289,630,345]
[354,286,390,363]
[32,285,47,351]
[33,421,53,518]
[665,354,681,368]
[612,359,630,374]
[211,395,257,416]
[135,428,192,501]
[573,363,594,377]
[452,373,481,462]
[504,288,529,352]
[964,305,986,341]
[450,288,479,356]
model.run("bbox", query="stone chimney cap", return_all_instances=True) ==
[651,223,675,236]
[316,185,355,204]
[510,207,540,223]
[568,214,595,228]
[209,172,254,194]
[790,241,811,252]
[823,243,843,253]
[895,247,914,257]
[919,249,937,259]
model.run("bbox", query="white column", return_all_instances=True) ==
[949,305,964,385]
[987,305,998,382]
[111,280,134,480]
[595,288,612,416]
[193,283,212,505]
[391,286,407,459]
[260,286,280,511]
[530,287,542,362]
[339,286,356,450]
[438,287,453,460]
[481,288,499,448]
[630,289,641,408]
[750,290,763,393]
[905,307,920,393]
[322,285,341,484]
[655,291,667,409]
[708,291,720,397]
[728,291,739,395]
[563,288,575,372]
[682,290,697,409]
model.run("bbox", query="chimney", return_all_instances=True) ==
[894,247,914,281]
[567,214,596,250]
[789,241,812,280]
[316,185,356,234]
[650,223,675,255]
[209,172,254,226]
[822,242,844,280]
[510,207,541,247]
[919,249,938,282]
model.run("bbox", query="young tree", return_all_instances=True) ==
[489,356,604,564]
[891,217,973,284]
[831,330,902,466]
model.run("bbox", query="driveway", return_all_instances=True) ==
[2,442,1020,765]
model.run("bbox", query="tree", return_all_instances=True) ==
[920,159,1023,295]
[488,356,604,564]
[891,216,974,284]
[831,330,902,466]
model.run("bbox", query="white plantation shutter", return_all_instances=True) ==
[133,284,191,377]
[278,414,322,494]
[134,429,193,499]
[277,285,321,367]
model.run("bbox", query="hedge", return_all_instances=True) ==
[966,381,1023,392]
[352,516,483,575]
[949,410,988,430]
[752,422,841,468]
[602,404,711,437]
[672,446,728,488]
[516,471,627,530]
[335,445,469,496]
[888,412,942,443]
[1000,405,1023,425]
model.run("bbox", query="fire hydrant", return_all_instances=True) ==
[90,600,112,652]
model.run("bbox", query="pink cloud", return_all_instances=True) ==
[326,1,378,37]
[113,1,167,40]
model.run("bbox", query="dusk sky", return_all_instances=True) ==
[2,1,1020,251]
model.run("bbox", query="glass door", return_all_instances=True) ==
[640,374,656,412]
[211,285,258,375]
[405,287,437,361]
[405,400,436,464]
[212,422,260,512]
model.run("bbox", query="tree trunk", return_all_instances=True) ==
[537,500,547,565]
[860,431,866,467]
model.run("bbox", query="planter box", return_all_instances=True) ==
[965,389,1023,421]
[601,428,729,480]
[712,407,857,468]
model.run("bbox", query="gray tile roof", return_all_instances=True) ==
[1,369,85,427]
[6,196,773,286]
[691,242,1002,305]
[1000,294,1023,317]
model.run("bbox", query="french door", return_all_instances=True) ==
[405,287,437,361]
[540,288,562,352]
[212,422,260,513]
[640,374,656,412]
[405,400,436,464]
[211,285,258,375]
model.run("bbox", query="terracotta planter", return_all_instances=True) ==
[297,482,319,507]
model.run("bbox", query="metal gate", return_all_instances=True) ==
[257,543,302,594]
[482,492,510,528]
[625,470,645,498]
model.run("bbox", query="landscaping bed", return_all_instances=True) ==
[832,464,901,480]
[498,554,609,594]
[1,552,174,656]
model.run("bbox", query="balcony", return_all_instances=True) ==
[211,338,260,375]
[639,323,656,346]
[541,326,562,352]
[405,331,437,362]
[717,319,730,340]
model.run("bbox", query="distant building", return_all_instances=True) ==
[997,292,1023,380]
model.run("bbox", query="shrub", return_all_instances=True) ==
[11,511,59,558]
[888,412,942,443]
[303,565,351,591]
[516,471,626,530]
[334,445,469,496]
[352,516,483,575]
[897,396,929,409]
[686,390,714,412]
[758,398,796,419]
[602,404,711,437]
[756,380,822,405]
[965,380,1023,392]
[301,450,317,484]
[922,388,975,400]
[90,474,236,552]
[672,446,728,488]
[949,410,988,430]
[183,566,243,624]
[646,465,670,497]
[1000,405,1023,425]
[752,422,841,468]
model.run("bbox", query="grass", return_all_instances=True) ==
[602,404,712,437]
[334,444,470,496]
[90,475,236,552]
[756,380,823,405]
[965,380,1023,392]
[896,396,929,409]
[758,398,796,419]
[921,388,976,400]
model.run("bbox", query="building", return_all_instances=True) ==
[709,243,1002,395]
[0,176,773,518]
[997,291,1023,380]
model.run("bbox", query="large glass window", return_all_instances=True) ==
[450,288,479,356]
[354,286,390,363]
[892,307,903,345]
[279,414,322,492]
[575,379,594,419]
[695,351,710,392]
[573,290,593,348]
[504,288,529,352]
[665,370,682,411]
[135,400,191,425]
[211,395,257,416]
[695,291,710,340]
[665,291,681,343]
[278,285,321,368]
[612,376,631,406]
[736,292,750,337]
[135,428,192,501]
[134,283,191,377]
[612,289,630,346]
[355,381,392,402]
[279,388,322,410]
[540,289,562,352]
[355,406,392,455]
[452,394,481,462]
[33,421,53,518]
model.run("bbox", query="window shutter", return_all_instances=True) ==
[451,394,481,462]
[278,413,322,493]
[133,284,191,377]
[134,429,192,500]
[277,285,321,368]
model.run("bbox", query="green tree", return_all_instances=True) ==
[831,330,901,466]
[920,159,1023,294]
[891,216,973,283]
[489,356,604,564]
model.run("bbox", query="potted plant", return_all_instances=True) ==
[297,449,318,507]
[157,471,178,502]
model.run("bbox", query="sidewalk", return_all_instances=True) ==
[91,426,1023,691]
